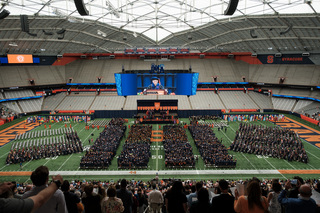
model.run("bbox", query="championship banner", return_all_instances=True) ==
[7,54,33,63]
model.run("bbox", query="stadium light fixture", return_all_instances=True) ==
[106,0,120,18]
[8,42,18,47]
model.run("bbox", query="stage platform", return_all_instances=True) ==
[135,113,178,124]
[139,119,175,124]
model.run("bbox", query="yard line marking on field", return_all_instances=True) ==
[256,121,296,172]
[228,122,287,177]
[303,142,320,161]
[228,125,236,132]
[22,160,32,169]
[43,158,51,166]
[0,151,9,159]
[0,165,7,171]
[282,159,297,169]
[58,128,96,171]
[78,125,87,134]
[246,120,318,172]
[83,128,96,143]
[156,125,159,171]
[258,120,320,168]
[58,154,73,171]
[221,130,257,170]
[307,163,316,169]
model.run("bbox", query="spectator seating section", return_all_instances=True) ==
[19,98,43,113]
[0,59,319,87]
[90,96,126,110]
[295,102,320,115]
[123,95,158,110]
[189,91,225,109]
[271,97,296,111]
[56,96,95,110]
[292,100,314,112]
[158,95,192,110]
[1,101,21,113]
[42,93,67,111]
[219,91,259,109]
[249,64,319,85]
[5,90,34,99]
[0,66,65,88]
[248,92,273,109]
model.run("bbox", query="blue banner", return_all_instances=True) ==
[272,94,320,102]
[191,73,199,95]
[197,82,249,85]
[0,96,42,103]
[176,73,192,95]
[114,73,122,96]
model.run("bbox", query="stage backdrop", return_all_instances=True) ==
[114,73,199,96]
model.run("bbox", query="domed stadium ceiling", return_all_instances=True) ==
[0,0,319,55]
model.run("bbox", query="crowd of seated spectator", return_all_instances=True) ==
[2,173,320,213]
[230,123,309,163]
[188,124,236,167]
[0,105,17,120]
[189,115,221,125]
[163,125,195,167]
[80,118,126,169]
[118,125,151,169]
[303,111,320,121]
[6,131,83,164]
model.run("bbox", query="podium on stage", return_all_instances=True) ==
[143,89,167,95]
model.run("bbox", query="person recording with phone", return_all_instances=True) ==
[287,176,304,198]
[278,179,317,213]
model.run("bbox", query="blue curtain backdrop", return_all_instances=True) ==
[121,74,137,96]
[176,73,192,95]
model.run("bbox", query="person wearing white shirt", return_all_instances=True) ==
[148,184,163,213]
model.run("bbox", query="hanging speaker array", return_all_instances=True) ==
[0,9,10,19]
[224,0,239,15]
[20,15,29,32]
[74,0,89,16]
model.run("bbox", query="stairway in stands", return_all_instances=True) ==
[151,130,163,142]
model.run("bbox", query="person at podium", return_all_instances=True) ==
[143,77,168,95]
[146,77,165,90]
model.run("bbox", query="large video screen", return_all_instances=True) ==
[114,72,199,96]
[7,54,33,64]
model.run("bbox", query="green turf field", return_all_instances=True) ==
[1,116,320,183]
